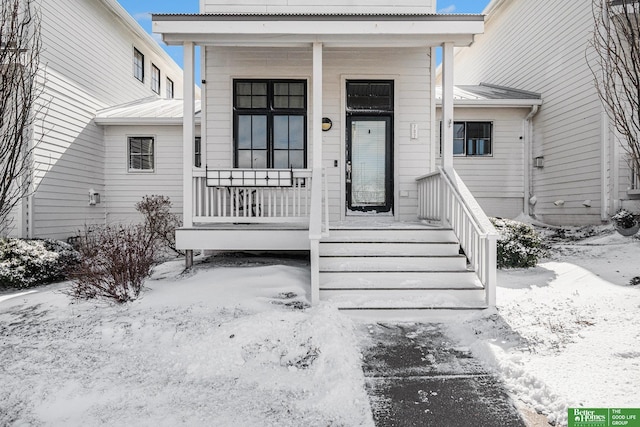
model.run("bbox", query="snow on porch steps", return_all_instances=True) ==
[318,225,487,310]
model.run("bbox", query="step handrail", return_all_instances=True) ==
[416,167,498,307]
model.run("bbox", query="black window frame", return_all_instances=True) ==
[127,136,155,172]
[194,136,201,168]
[440,121,493,157]
[151,64,160,94]
[166,77,174,99]
[233,79,307,169]
[133,48,144,82]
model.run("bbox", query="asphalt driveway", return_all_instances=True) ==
[359,323,525,427]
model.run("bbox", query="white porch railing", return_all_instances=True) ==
[192,169,312,223]
[416,167,498,307]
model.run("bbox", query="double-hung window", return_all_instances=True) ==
[128,136,154,172]
[233,79,306,169]
[133,48,144,82]
[151,64,160,94]
[441,121,493,156]
[166,77,174,99]
[194,137,201,167]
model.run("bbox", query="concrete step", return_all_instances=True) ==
[320,288,487,310]
[319,255,468,272]
[319,241,460,256]
[324,228,458,243]
[319,271,481,289]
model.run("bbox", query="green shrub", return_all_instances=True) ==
[0,238,80,289]
[490,218,545,269]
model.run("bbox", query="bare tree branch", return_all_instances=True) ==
[0,0,44,235]
[588,0,640,189]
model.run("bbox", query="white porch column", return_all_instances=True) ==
[309,42,323,305]
[183,42,195,229]
[441,42,455,171]
[312,42,323,170]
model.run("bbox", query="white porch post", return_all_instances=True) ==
[441,42,455,171]
[183,42,195,229]
[309,41,323,305]
[312,42,323,171]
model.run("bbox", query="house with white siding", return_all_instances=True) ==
[446,0,640,226]
[9,0,189,240]
[148,0,502,311]
[435,84,542,219]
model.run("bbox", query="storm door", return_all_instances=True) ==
[345,81,393,213]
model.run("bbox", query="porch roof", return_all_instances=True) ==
[435,83,543,108]
[152,13,484,47]
[94,98,202,126]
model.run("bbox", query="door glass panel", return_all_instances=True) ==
[351,120,386,206]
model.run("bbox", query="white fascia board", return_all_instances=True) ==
[435,99,543,108]
[153,19,484,45]
[161,33,477,47]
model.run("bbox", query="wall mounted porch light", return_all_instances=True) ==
[322,117,332,131]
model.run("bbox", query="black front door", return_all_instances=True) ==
[345,80,394,213]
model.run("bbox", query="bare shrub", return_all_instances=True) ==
[135,195,182,255]
[69,224,155,303]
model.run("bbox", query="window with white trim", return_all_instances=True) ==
[128,136,154,172]
[440,121,493,156]
[151,64,160,94]
[133,48,144,82]
[166,77,174,99]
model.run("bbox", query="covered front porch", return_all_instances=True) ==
[154,12,496,309]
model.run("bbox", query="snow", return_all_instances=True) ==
[0,257,373,426]
[447,226,640,426]
[2,225,639,427]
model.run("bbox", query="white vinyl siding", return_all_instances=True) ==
[205,45,431,222]
[203,0,435,14]
[452,0,604,225]
[26,0,186,239]
[437,108,526,218]
[105,126,187,224]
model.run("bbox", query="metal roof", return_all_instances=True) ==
[436,83,542,107]
[94,98,202,126]
[152,13,484,21]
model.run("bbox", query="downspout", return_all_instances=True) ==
[601,108,611,221]
[523,104,539,216]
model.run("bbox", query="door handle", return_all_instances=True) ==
[346,160,352,183]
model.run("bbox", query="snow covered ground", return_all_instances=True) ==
[0,256,373,426]
[447,227,640,426]
[1,226,639,426]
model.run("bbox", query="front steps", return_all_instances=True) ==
[318,225,488,311]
